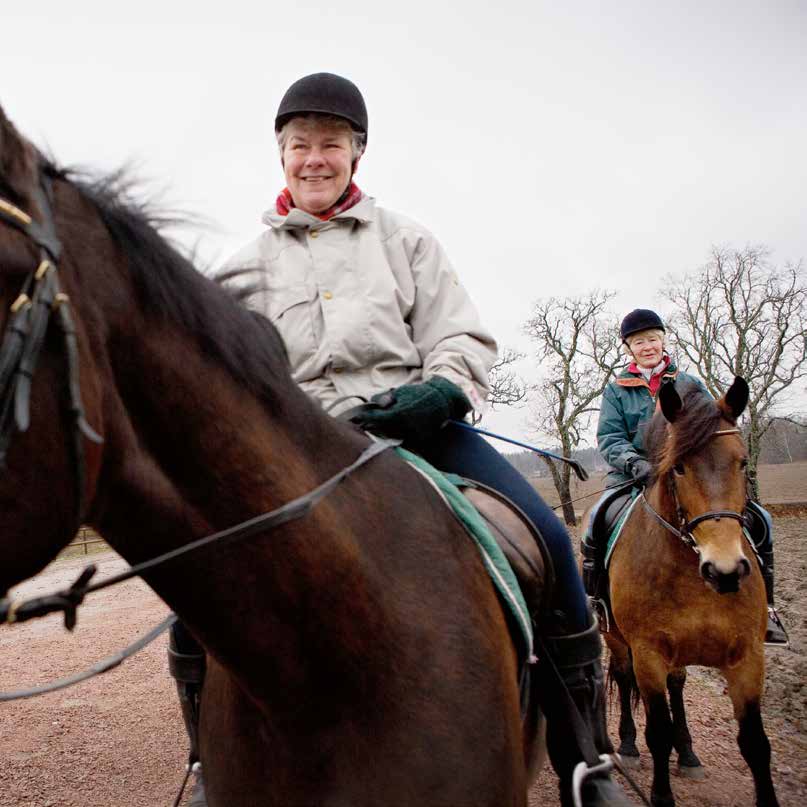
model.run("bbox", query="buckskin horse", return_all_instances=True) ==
[591,377,779,807]
[0,105,548,806]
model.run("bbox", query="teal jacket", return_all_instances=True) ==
[597,359,707,483]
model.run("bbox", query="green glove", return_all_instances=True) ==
[350,376,472,447]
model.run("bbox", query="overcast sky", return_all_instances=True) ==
[3,1,806,447]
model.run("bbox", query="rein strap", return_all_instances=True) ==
[0,437,399,630]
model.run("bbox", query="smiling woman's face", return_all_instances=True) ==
[626,329,665,368]
[282,119,354,215]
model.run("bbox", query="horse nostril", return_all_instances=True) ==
[737,558,751,578]
[700,561,718,582]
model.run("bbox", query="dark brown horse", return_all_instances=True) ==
[0,106,546,806]
[592,377,778,807]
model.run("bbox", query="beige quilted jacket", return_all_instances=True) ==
[224,196,497,415]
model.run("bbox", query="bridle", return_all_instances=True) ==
[0,169,102,522]
[640,428,747,554]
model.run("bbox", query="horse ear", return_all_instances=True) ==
[658,379,683,423]
[719,376,749,422]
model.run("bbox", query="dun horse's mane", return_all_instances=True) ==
[46,162,293,409]
[645,378,727,479]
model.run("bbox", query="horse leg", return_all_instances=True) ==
[723,659,780,807]
[608,640,640,768]
[633,650,676,807]
[666,668,704,779]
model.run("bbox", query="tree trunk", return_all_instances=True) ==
[545,458,575,526]
[746,416,763,502]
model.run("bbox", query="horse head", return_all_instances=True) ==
[0,106,111,593]
[653,376,753,594]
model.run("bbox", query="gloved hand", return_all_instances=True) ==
[629,458,652,486]
[349,376,472,448]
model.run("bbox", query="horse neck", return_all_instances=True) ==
[87,273,372,654]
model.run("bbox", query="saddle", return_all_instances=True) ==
[461,482,554,626]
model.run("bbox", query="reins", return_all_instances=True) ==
[640,427,746,553]
[0,436,398,700]
[0,437,397,631]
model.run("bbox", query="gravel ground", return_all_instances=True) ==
[0,516,804,807]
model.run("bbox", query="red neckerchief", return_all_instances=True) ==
[628,354,671,396]
[275,182,364,221]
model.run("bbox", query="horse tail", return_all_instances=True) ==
[607,651,641,712]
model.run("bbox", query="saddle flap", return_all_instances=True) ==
[462,486,550,621]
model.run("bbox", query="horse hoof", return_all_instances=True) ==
[677,763,706,781]
[651,795,675,807]
[617,752,641,770]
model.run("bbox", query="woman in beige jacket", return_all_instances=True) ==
[170,72,630,807]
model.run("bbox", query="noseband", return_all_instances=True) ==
[640,428,746,554]
[0,170,102,522]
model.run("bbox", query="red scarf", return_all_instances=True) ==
[628,354,671,396]
[275,182,364,221]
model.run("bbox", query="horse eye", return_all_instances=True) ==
[673,463,685,476]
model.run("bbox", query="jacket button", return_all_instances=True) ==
[310,230,319,238]
[322,291,333,300]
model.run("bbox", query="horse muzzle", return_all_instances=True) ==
[700,557,751,594]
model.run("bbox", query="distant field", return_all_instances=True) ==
[531,460,807,512]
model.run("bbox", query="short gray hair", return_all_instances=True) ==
[276,113,366,161]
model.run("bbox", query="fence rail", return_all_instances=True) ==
[64,526,107,556]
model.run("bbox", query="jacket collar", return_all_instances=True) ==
[262,195,377,230]
[616,355,678,389]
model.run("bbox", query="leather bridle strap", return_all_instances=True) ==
[0,173,102,522]
[640,427,746,553]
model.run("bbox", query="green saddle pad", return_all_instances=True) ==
[395,447,534,662]
[604,488,641,569]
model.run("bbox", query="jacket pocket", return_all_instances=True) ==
[264,284,318,371]
[266,284,311,320]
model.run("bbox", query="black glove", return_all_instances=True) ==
[629,458,652,486]
[350,376,472,448]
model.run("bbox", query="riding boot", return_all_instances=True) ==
[759,549,789,646]
[581,531,608,627]
[168,621,208,807]
[540,615,632,807]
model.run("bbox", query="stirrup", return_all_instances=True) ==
[765,607,790,648]
[588,596,610,633]
[571,754,615,807]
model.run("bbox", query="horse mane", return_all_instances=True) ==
[45,162,293,410]
[645,378,726,479]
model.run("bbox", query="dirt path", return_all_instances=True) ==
[1,518,804,806]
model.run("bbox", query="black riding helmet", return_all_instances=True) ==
[275,72,368,141]
[620,309,665,342]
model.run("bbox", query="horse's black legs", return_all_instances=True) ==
[666,669,703,776]
[723,653,779,806]
[736,701,779,807]
[644,691,675,807]
[608,651,640,765]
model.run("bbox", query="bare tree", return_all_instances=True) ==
[487,347,527,409]
[524,291,622,525]
[662,246,807,498]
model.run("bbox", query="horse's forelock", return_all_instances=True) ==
[648,381,724,478]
